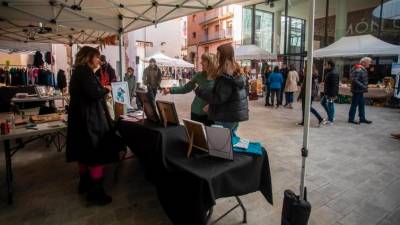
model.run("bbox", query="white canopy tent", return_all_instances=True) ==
[235,44,277,61]
[144,52,194,68]
[0,0,318,204]
[0,0,246,77]
[314,35,400,58]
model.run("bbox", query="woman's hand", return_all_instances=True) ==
[203,105,209,113]
[104,85,112,92]
[162,88,171,95]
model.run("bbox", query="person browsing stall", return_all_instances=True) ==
[143,58,162,101]
[268,66,284,108]
[163,54,216,125]
[195,43,249,136]
[321,60,339,125]
[124,67,137,104]
[67,46,123,206]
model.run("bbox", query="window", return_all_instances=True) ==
[227,20,232,28]
[192,32,196,38]
[192,15,196,22]
[242,6,273,52]
[205,46,209,53]
[215,24,219,32]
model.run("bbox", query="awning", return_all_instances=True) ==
[0,0,247,34]
[314,35,400,58]
[235,44,277,61]
[0,40,51,53]
[0,18,116,45]
[144,52,194,68]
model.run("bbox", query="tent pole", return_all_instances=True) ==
[300,0,316,200]
[118,16,124,82]
[119,32,123,82]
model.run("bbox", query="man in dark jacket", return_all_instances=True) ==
[280,63,289,106]
[195,74,249,136]
[348,57,372,124]
[321,60,339,125]
[143,58,162,101]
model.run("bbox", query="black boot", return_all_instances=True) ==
[86,179,112,205]
[78,172,91,194]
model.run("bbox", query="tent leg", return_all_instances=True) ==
[118,32,124,82]
[300,0,316,200]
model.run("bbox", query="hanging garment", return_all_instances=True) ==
[45,52,54,65]
[33,51,44,67]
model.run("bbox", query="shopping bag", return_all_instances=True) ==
[281,188,311,225]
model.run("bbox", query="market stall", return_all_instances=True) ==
[235,45,277,97]
[314,34,400,106]
[144,52,194,87]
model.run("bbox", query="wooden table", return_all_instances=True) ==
[0,121,67,204]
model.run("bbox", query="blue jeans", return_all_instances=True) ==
[215,121,239,137]
[348,93,366,121]
[270,88,281,106]
[285,92,294,104]
[321,96,335,122]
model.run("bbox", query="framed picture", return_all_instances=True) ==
[156,100,179,127]
[136,91,160,123]
[111,82,130,106]
[205,126,233,161]
[183,119,208,155]
[35,86,47,98]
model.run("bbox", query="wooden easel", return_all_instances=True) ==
[186,132,194,158]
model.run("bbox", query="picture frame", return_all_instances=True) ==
[156,100,179,127]
[136,91,160,123]
[111,81,130,106]
[183,119,208,157]
[35,86,47,98]
[205,126,234,161]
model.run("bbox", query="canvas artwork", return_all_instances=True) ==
[111,82,130,106]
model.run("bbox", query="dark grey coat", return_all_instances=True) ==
[350,64,368,94]
[195,74,249,123]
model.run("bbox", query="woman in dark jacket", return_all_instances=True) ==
[321,60,339,124]
[195,43,249,136]
[67,46,119,205]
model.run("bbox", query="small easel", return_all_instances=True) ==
[186,132,194,158]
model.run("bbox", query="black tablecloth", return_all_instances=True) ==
[117,120,273,225]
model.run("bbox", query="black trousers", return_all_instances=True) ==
[270,88,281,106]
[265,83,271,105]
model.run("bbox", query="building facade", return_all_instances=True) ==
[187,5,242,70]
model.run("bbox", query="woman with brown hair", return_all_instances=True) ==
[195,43,249,136]
[163,53,216,125]
[67,46,121,205]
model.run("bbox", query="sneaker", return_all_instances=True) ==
[391,133,400,139]
[296,122,304,126]
[326,121,334,126]
[360,119,372,124]
[318,120,326,128]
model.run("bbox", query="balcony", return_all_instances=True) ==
[199,28,233,44]
[198,8,233,26]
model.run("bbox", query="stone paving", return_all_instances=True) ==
[0,92,399,225]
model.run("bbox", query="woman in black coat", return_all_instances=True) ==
[195,43,249,137]
[66,46,119,205]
